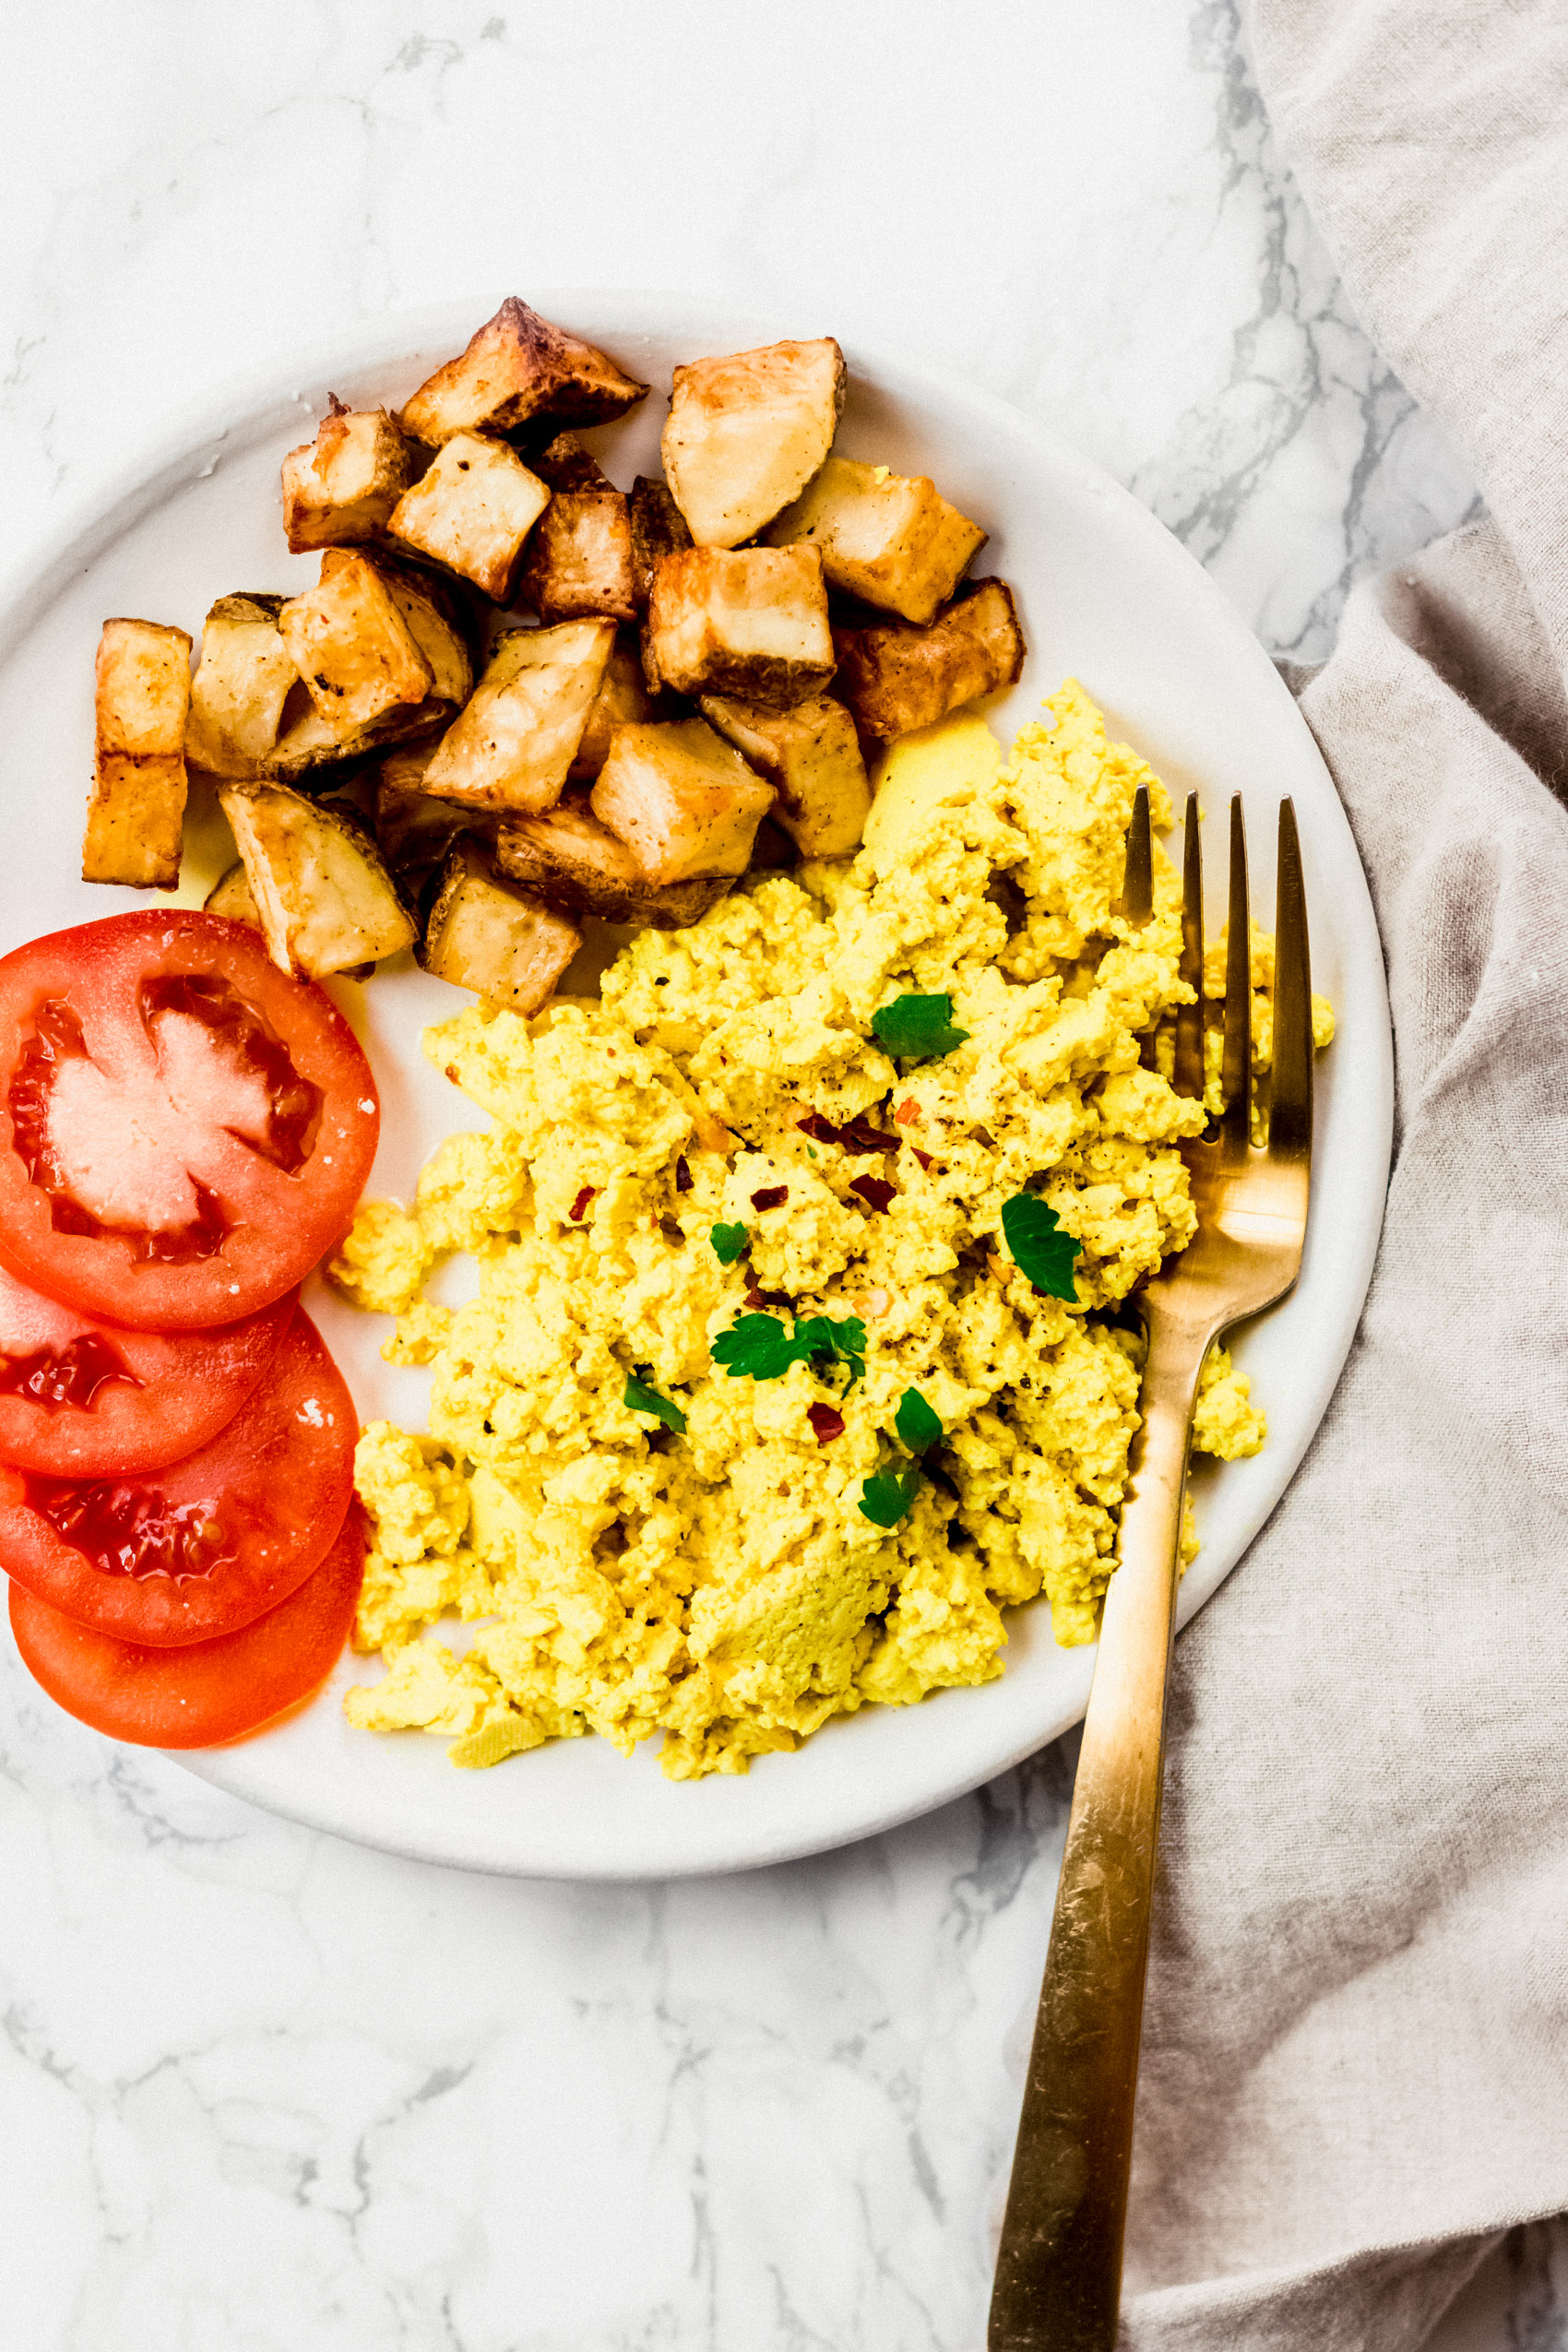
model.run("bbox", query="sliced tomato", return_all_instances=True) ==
[0,1258,295,1477]
[0,911,379,1329]
[0,1309,355,1645]
[9,1509,365,1750]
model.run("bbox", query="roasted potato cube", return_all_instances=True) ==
[422,619,614,815]
[590,719,774,885]
[569,631,653,781]
[418,835,581,1012]
[386,432,550,602]
[261,692,440,787]
[374,555,474,710]
[280,398,419,552]
[204,860,263,928]
[530,432,610,494]
[496,798,731,928]
[628,475,693,610]
[185,594,297,778]
[699,692,871,858]
[398,298,648,446]
[644,545,832,708]
[662,338,846,547]
[832,579,1026,740]
[766,457,986,625]
[518,440,636,624]
[219,784,417,979]
[279,552,433,730]
[84,618,192,889]
[374,745,478,882]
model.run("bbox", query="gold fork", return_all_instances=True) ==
[988,790,1314,2351]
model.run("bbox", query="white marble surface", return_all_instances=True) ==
[0,3,1558,2346]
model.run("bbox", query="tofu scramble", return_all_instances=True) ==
[329,683,1333,1778]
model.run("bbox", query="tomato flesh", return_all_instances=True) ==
[0,912,379,1328]
[0,1258,295,1477]
[0,1309,355,1645]
[9,1510,366,1750]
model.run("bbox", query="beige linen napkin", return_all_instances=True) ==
[1114,5,1568,2346]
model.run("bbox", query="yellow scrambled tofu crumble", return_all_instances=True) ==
[330,683,1334,1778]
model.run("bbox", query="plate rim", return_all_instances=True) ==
[0,291,1393,1877]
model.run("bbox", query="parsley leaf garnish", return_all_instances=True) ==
[894,1388,943,1455]
[711,1312,867,1387]
[860,1464,923,1527]
[624,1372,687,1435]
[1001,1193,1081,1301]
[871,992,970,1062]
[710,1221,750,1265]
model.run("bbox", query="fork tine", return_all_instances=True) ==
[1270,799,1313,1157]
[1172,793,1204,1099]
[1219,797,1251,1148]
[1120,784,1153,926]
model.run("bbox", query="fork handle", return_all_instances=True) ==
[988,1320,1205,2351]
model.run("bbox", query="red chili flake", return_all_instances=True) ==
[850,1175,896,1214]
[795,1111,897,1155]
[674,1156,693,1193]
[568,1185,596,1222]
[895,1097,922,1126]
[750,1184,789,1211]
[911,1148,934,1171]
[808,1403,846,1445]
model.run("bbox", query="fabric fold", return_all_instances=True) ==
[1111,6,1568,2327]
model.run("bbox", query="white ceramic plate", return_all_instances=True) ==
[0,295,1391,1879]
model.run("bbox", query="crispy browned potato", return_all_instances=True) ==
[662,338,846,547]
[832,579,1026,739]
[184,595,298,778]
[629,476,693,610]
[84,618,192,888]
[495,798,731,928]
[386,432,550,602]
[203,860,263,928]
[699,692,871,858]
[517,434,636,624]
[766,457,986,625]
[281,398,420,552]
[219,784,417,978]
[644,545,833,707]
[590,719,775,885]
[419,835,582,1012]
[422,618,615,815]
[569,632,654,781]
[398,299,648,446]
[374,556,475,710]
[279,551,434,730]
[374,745,478,882]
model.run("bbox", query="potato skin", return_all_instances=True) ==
[629,477,694,612]
[699,691,871,859]
[398,298,648,445]
[831,579,1026,739]
[496,798,731,929]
